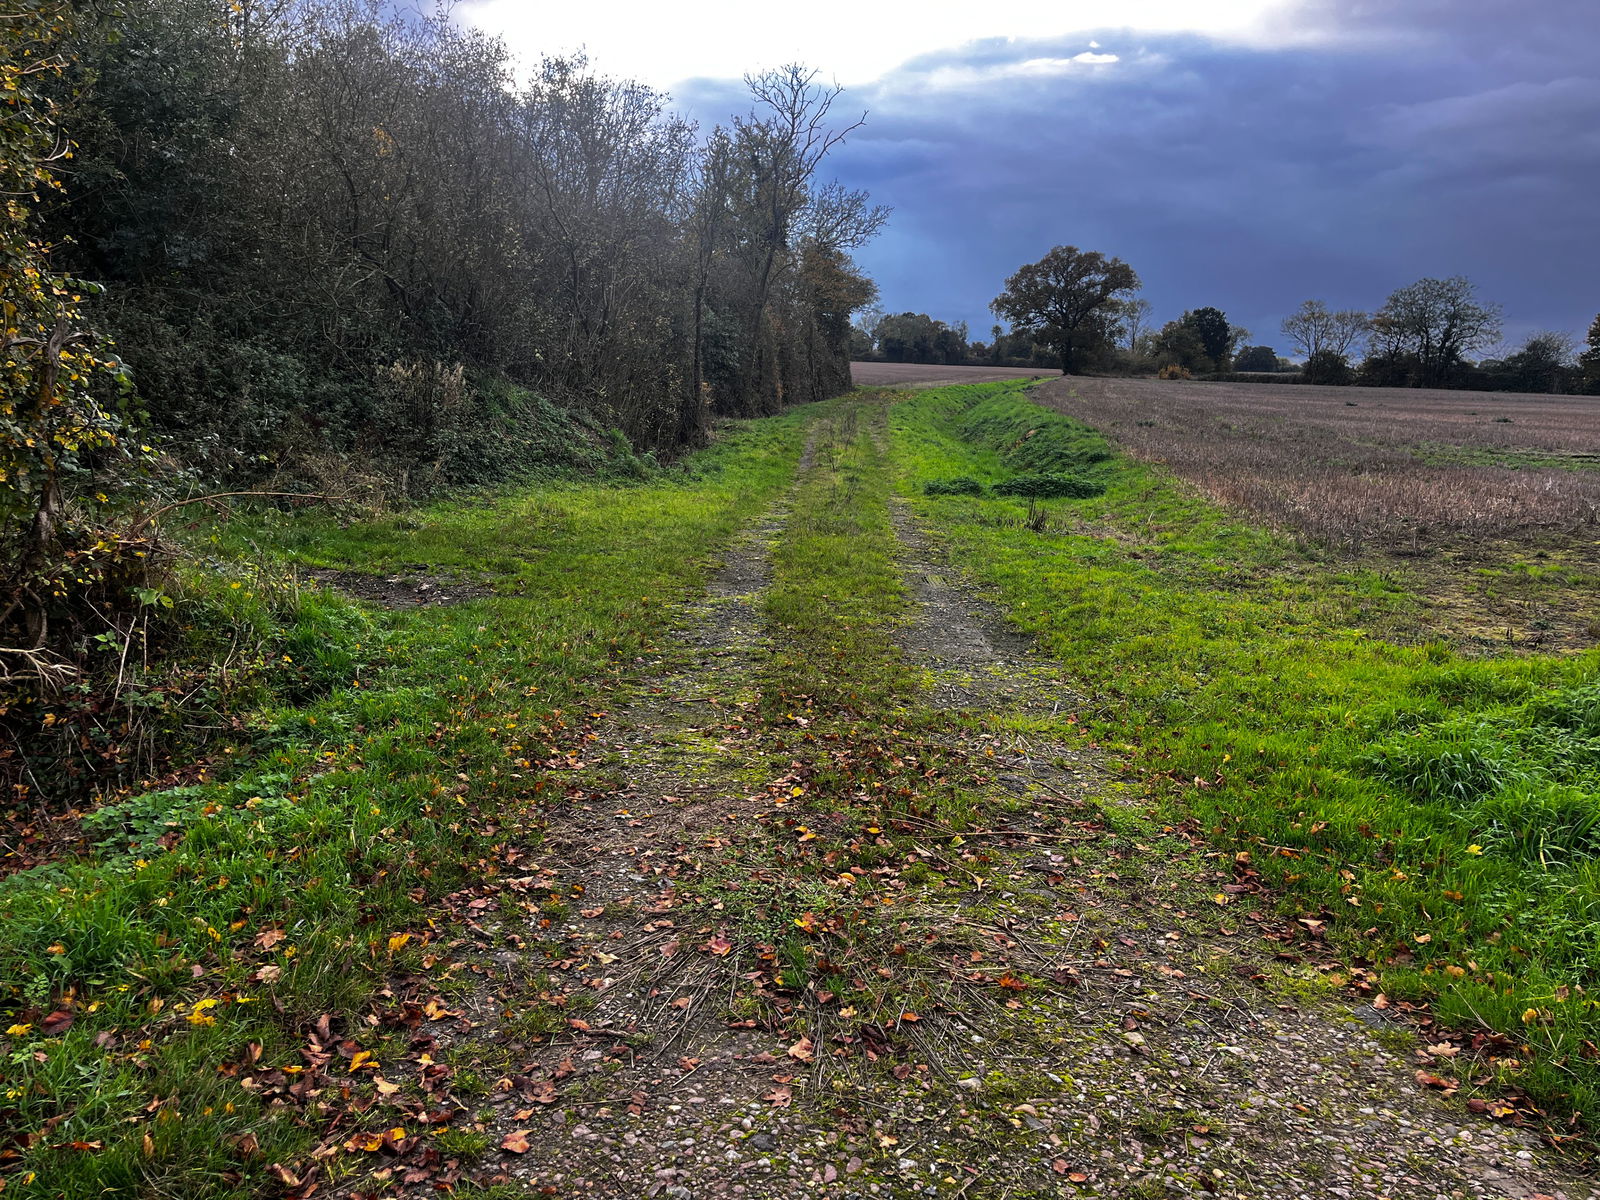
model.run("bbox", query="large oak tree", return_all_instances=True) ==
[991,245,1139,375]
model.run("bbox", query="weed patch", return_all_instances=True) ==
[923,476,986,496]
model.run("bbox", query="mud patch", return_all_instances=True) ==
[307,567,494,608]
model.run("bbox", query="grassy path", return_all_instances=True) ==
[360,390,1589,1198]
[3,387,1595,1198]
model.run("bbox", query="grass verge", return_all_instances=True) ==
[892,379,1600,1132]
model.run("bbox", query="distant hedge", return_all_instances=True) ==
[1197,371,1309,385]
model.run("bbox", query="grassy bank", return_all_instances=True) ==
[0,411,811,1197]
[892,380,1600,1128]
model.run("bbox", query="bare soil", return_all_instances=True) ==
[307,567,495,608]
[1032,376,1600,558]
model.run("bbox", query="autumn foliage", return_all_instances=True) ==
[1,3,149,681]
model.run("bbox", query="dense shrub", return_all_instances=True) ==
[49,8,883,480]
[924,476,985,496]
[1303,349,1353,386]
[992,473,1106,499]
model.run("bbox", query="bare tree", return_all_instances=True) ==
[726,65,867,413]
[1118,298,1153,351]
[1370,277,1501,387]
[1281,300,1369,360]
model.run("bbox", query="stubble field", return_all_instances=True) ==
[851,360,1061,387]
[1035,376,1600,555]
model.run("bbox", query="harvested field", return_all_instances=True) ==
[1035,377,1600,554]
[852,360,1060,387]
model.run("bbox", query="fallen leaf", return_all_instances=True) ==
[1414,1070,1457,1093]
[787,1036,815,1062]
[500,1129,532,1154]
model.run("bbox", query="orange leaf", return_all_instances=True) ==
[500,1129,532,1154]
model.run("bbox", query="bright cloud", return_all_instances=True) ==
[458,0,1294,89]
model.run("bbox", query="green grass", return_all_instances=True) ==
[0,410,811,1197]
[891,379,1600,1127]
[674,390,1026,1028]
[1415,444,1600,473]
[761,391,915,720]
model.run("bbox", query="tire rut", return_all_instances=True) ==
[437,431,834,1196]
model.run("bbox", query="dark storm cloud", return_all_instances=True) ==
[675,6,1600,352]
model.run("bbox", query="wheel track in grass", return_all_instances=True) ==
[880,488,1595,1200]
[342,392,1594,1200]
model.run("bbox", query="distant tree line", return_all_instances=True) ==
[864,312,971,364]
[959,245,1599,394]
[38,0,885,494]
[1278,283,1596,393]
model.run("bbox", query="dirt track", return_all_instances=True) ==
[401,391,1593,1200]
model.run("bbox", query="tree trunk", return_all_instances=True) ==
[679,282,707,447]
